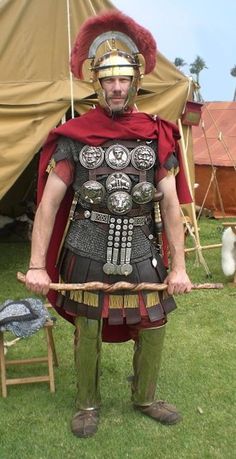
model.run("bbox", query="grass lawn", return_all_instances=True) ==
[0,218,235,459]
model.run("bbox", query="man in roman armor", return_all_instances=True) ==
[25,10,192,438]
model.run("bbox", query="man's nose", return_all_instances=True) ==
[113,79,122,91]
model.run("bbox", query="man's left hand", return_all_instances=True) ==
[164,269,192,295]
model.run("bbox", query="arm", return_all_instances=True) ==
[157,174,192,295]
[25,171,68,295]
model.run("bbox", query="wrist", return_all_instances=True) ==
[171,266,186,273]
[28,266,46,270]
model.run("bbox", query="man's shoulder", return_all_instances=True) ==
[156,116,180,139]
[155,115,178,129]
[139,112,178,131]
[53,108,96,137]
[59,108,96,128]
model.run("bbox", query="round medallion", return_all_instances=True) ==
[120,264,133,276]
[132,182,155,204]
[131,145,156,170]
[107,191,132,215]
[103,263,116,275]
[105,144,131,169]
[79,181,106,204]
[106,173,132,193]
[79,145,104,169]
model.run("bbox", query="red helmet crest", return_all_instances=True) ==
[71,10,157,79]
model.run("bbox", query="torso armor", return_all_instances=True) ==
[54,137,159,277]
[53,136,178,324]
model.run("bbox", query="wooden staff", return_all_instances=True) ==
[17,272,224,292]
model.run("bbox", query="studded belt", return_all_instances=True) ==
[74,210,151,276]
[89,210,148,226]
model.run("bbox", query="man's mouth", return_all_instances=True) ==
[110,97,124,102]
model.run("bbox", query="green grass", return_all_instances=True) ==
[0,218,235,459]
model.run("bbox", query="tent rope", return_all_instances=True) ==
[181,77,193,115]
[200,120,225,217]
[87,0,97,15]
[196,168,215,222]
[178,119,211,275]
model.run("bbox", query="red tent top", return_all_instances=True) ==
[192,102,236,167]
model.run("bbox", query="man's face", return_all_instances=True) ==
[101,76,132,112]
[113,146,123,159]
[82,147,97,165]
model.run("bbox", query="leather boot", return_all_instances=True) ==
[71,408,100,438]
[132,325,182,425]
[135,400,182,425]
[72,317,102,437]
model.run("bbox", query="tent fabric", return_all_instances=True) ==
[193,102,236,167]
[0,0,194,204]
[192,102,236,217]
[194,165,236,217]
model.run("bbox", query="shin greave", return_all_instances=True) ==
[74,316,102,410]
[132,325,166,406]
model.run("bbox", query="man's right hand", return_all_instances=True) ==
[25,268,51,296]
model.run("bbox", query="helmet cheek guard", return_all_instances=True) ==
[91,50,144,112]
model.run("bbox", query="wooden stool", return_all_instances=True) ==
[0,319,58,398]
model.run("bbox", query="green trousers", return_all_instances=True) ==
[74,317,166,409]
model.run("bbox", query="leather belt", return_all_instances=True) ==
[90,211,148,226]
[73,210,149,227]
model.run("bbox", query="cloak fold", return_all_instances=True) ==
[37,106,192,340]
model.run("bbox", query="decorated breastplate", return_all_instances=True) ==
[70,140,158,276]
[75,140,157,215]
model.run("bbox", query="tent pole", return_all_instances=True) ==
[66,0,75,119]
[177,119,211,276]
[185,243,222,252]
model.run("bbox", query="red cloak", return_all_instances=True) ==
[37,106,192,341]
